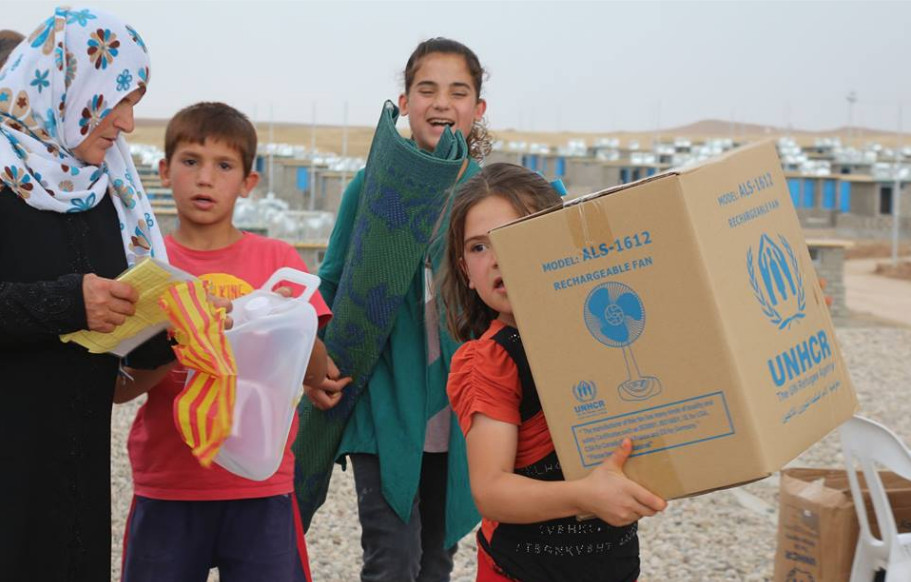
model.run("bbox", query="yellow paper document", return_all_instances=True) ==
[60,259,196,356]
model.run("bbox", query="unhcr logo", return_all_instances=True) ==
[572,380,606,416]
[747,233,806,330]
[573,380,596,403]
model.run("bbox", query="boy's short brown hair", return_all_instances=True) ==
[164,102,257,175]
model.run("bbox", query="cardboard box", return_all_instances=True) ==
[489,141,857,499]
[774,468,911,582]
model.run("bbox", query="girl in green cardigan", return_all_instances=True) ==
[303,38,491,582]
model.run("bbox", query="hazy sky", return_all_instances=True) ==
[4,1,911,134]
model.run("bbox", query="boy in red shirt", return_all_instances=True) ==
[117,102,332,582]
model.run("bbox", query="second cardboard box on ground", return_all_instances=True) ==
[774,467,911,582]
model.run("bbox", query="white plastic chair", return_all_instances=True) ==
[839,415,911,582]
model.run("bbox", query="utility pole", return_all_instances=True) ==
[652,101,661,152]
[267,103,274,196]
[309,101,317,212]
[893,103,903,267]
[846,91,857,145]
[784,100,792,137]
[340,101,348,195]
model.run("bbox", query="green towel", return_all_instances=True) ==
[293,101,469,529]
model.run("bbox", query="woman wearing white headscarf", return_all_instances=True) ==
[0,7,170,579]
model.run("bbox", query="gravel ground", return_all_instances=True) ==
[110,325,911,581]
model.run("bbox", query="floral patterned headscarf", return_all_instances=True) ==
[0,6,166,266]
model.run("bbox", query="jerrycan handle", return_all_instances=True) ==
[261,267,321,304]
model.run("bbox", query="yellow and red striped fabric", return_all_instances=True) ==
[159,281,237,467]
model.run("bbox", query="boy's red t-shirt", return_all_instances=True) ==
[127,232,331,500]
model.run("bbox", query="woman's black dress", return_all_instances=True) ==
[0,188,169,580]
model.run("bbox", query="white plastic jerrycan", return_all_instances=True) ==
[212,267,320,481]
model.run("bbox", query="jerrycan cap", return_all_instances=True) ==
[243,295,275,320]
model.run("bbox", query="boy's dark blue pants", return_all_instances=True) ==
[121,494,310,582]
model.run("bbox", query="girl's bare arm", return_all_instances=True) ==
[465,414,667,526]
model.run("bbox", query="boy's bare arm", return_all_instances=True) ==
[271,285,326,383]
[304,338,328,386]
[466,414,667,526]
[114,362,176,404]
[304,353,352,410]
[263,286,345,409]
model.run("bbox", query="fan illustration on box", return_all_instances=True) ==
[583,281,662,401]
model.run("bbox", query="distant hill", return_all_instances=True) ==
[664,118,901,138]
[663,119,781,136]
[129,118,907,159]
